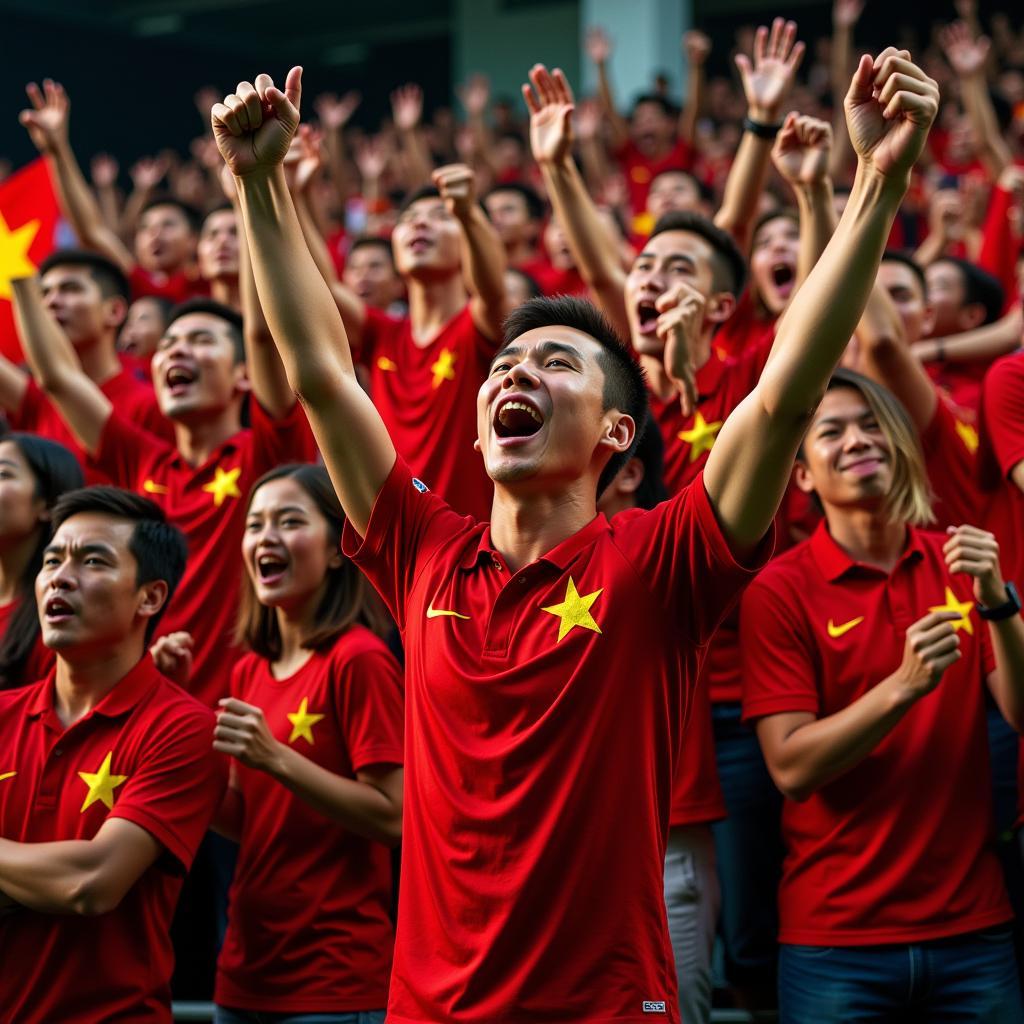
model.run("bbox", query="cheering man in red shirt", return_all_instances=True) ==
[0,487,226,1023]
[216,49,938,1023]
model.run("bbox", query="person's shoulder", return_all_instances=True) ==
[747,537,814,593]
[987,350,1024,390]
[145,671,216,730]
[0,679,43,716]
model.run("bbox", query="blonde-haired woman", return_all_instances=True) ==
[739,369,1024,1022]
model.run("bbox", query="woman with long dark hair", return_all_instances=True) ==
[211,462,403,1024]
[0,432,83,688]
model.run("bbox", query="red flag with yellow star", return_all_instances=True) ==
[0,159,61,361]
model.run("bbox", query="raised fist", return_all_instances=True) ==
[212,67,303,177]
[655,282,705,418]
[734,18,805,123]
[20,79,70,154]
[683,30,712,66]
[523,64,574,166]
[772,113,833,186]
[585,26,612,65]
[944,524,1006,607]
[432,163,476,218]
[844,49,938,181]
[894,610,962,699]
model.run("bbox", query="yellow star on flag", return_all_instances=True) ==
[0,212,40,301]
[377,356,398,372]
[78,751,127,812]
[202,466,242,507]
[430,347,457,389]
[678,411,723,462]
[542,577,603,643]
[929,586,974,635]
[954,419,979,454]
[286,697,325,745]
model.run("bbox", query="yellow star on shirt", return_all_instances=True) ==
[286,697,325,745]
[542,577,604,643]
[929,586,974,635]
[78,751,127,813]
[0,212,41,300]
[678,411,723,462]
[430,347,457,389]
[202,466,242,507]
[954,419,979,454]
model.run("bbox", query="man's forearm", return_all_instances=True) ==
[458,205,507,337]
[0,837,108,915]
[714,131,774,251]
[11,276,86,395]
[913,307,1022,364]
[793,178,837,285]
[960,74,1012,178]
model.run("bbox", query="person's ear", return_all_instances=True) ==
[705,289,736,327]
[920,301,937,339]
[104,295,128,332]
[600,412,635,457]
[233,361,252,395]
[137,579,169,623]
[958,302,986,332]
[793,458,815,495]
[616,456,645,496]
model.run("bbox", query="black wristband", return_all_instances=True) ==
[743,116,783,140]
[978,581,1022,621]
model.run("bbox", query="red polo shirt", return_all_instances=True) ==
[713,290,778,361]
[615,138,694,225]
[741,523,1009,945]
[0,657,226,1023]
[9,365,172,484]
[360,304,494,521]
[342,457,771,1023]
[919,391,984,531]
[128,265,209,304]
[0,599,52,689]
[90,400,317,708]
[216,627,404,1014]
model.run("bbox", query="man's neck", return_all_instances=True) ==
[77,336,123,387]
[210,276,240,311]
[173,405,242,467]
[54,642,146,728]
[823,507,907,574]
[406,275,468,348]
[0,536,37,605]
[488,481,601,573]
[638,332,713,403]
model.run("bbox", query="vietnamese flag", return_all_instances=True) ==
[0,159,61,362]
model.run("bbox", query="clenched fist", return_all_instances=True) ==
[655,282,705,418]
[432,163,477,220]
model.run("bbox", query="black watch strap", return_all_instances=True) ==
[743,116,783,140]
[978,581,1022,621]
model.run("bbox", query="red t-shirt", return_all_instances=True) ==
[516,256,587,298]
[90,401,317,707]
[342,458,772,1023]
[712,289,778,361]
[919,391,984,531]
[0,657,226,1023]
[615,138,694,225]
[216,627,404,1013]
[8,365,172,484]
[0,599,52,689]
[741,523,1009,945]
[128,265,209,304]
[360,304,494,520]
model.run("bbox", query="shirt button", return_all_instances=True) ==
[492,557,502,571]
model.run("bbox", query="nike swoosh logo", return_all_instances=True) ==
[427,603,470,620]
[143,479,169,495]
[0,772,16,782]
[827,616,864,638]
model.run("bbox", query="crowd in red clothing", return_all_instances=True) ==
[0,2,1021,1023]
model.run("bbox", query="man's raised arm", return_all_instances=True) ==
[212,69,395,537]
[703,49,939,554]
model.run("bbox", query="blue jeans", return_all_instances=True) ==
[214,1011,386,1024]
[710,702,783,988]
[779,928,1024,1023]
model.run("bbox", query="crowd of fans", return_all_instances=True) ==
[0,1,1022,1022]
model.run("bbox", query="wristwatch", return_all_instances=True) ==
[977,581,1022,621]
[742,116,783,140]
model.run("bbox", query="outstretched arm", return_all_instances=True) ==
[715,18,805,252]
[680,31,711,146]
[390,85,434,190]
[828,0,863,180]
[213,69,395,537]
[585,27,630,151]
[704,49,939,554]
[525,66,629,338]
[19,81,134,275]
[10,276,111,454]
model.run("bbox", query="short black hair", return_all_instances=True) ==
[506,267,542,301]
[881,250,927,297]
[166,297,245,363]
[630,411,669,510]
[647,211,748,297]
[650,167,714,204]
[399,185,442,214]
[631,94,679,119]
[485,181,546,222]
[50,487,187,644]
[38,249,131,305]
[349,234,397,267]
[201,202,235,227]
[932,256,1005,325]
[752,207,798,244]
[502,296,649,496]
[140,194,202,234]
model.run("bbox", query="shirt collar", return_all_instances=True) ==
[459,514,610,572]
[168,433,242,472]
[27,656,159,722]
[809,519,927,582]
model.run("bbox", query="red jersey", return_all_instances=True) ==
[0,657,226,1023]
[216,627,404,1013]
[919,392,984,530]
[9,365,172,484]
[360,304,494,520]
[90,400,317,707]
[712,289,777,360]
[342,458,772,1023]
[0,599,52,689]
[614,138,694,225]
[128,265,209,304]
[741,524,1009,945]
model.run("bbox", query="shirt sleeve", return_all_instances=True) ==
[7,375,43,432]
[109,701,228,871]
[740,571,821,721]
[983,355,1024,481]
[334,644,405,773]
[249,395,319,472]
[91,410,171,490]
[613,470,774,646]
